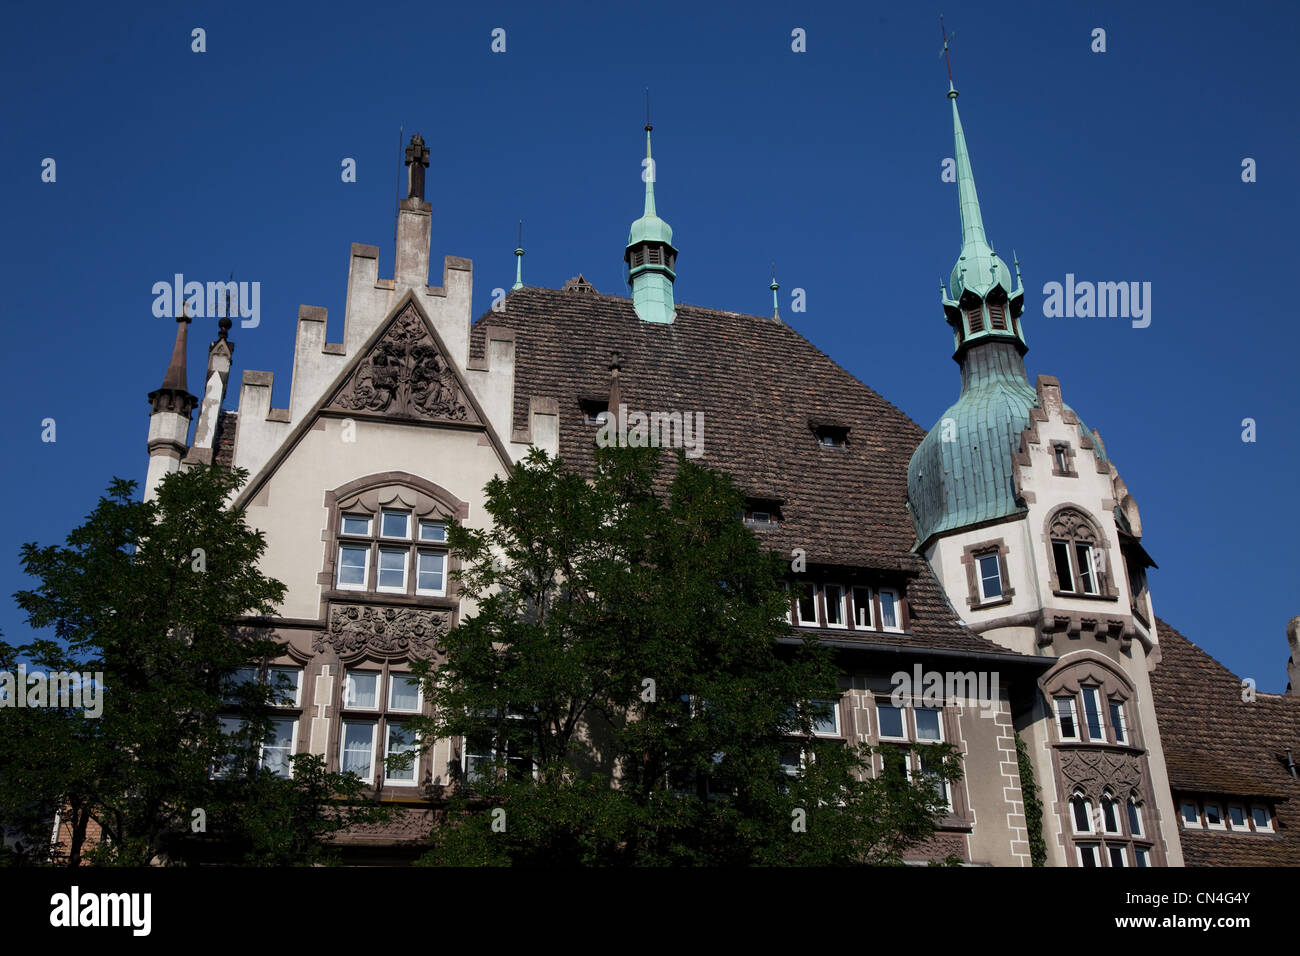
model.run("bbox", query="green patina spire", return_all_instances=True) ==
[940,80,1025,357]
[770,263,781,321]
[512,219,524,291]
[624,97,678,324]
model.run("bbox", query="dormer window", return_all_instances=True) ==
[580,399,609,426]
[814,425,849,449]
[743,499,783,528]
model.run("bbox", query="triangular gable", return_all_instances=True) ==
[325,302,481,425]
[234,290,512,509]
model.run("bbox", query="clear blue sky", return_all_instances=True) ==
[2,1,1296,688]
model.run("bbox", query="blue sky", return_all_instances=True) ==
[2,0,1296,688]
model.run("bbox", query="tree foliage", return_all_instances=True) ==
[410,447,960,866]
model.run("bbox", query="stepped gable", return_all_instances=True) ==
[1149,618,1300,865]
[472,286,1008,657]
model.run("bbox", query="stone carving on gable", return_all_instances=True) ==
[315,603,449,658]
[1059,749,1144,801]
[327,307,477,423]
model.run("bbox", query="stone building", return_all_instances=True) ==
[137,85,1295,865]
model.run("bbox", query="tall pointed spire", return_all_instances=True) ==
[513,219,525,291]
[150,305,197,413]
[937,19,1025,358]
[624,92,678,324]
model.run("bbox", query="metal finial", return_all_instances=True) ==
[644,88,652,132]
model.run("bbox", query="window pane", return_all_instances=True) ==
[778,746,801,777]
[824,585,844,626]
[341,721,374,779]
[419,520,446,542]
[1102,798,1119,833]
[1078,845,1098,867]
[338,545,368,588]
[796,583,816,624]
[1128,801,1143,836]
[1109,700,1127,743]
[1135,848,1150,868]
[385,723,417,783]
[1252,807,1270,829]
[267,666,301,706]
[1181,801,1199,825]
[262,718,295,778]
[1107,845,1126,867]
[381,510,410,539]
[378,548,407,590]
[918,748,948,808]
[1055,697,1077,739]
[1076,544,1097,594]
[341,514,371,535]
[1205,804,1222,825]
[389,675,421,712]
[1228,805,1245,828]
[852,587,872,627]
[345,670,379,709]
[1082,687,1104,740]
[877,703,905,739]
[1052,540,1074,591]
[916,707,942,742]
[978,554,1002,600]
[417,550,445,593]
[879,590,898,629]
[1072,797,1092,833]
[810,699,839,736]
[464,735,493,784]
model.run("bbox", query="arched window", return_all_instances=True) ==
[1070,793,1094,834]
[1047,507,1113,597]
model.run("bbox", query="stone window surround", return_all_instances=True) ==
[1041,504,1119,602]
[1051,440,1078,477]
[318,472,468,614]
[329,656,432,791]
[961,538,1016,610]
[1041,653,1165,867]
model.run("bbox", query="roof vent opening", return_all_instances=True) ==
[563,275,598,294]
[742,498,784,528]
[813,424,850,449]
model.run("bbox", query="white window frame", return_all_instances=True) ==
[1054,695,1079,741]
[911,746,951,813]
[1250,805,1274,832]
[380,509,411,540]
[340,513,372,536]
[1106,844,1128,867]
[337,543,370,591]
[1075,842,1100,867]
[822,584,847,629]
[851,586,872,628]
[344,669,382,711]
[1108,698,1128,744]
[261,716,298,778]
[376,546,409,593]
[809,699,841,737]
[1128,798,1144,838]
[1076,542,1099,595]
[914,706,944,743]
[415,549,447,596]
[1101,794,1121,834]
[794,582,818,627]
[1134,847,1150,867]
[875,701,908,742]
[976,552,1003,602]
[1071,794,1095,834]
[267,666,303,708]
[878,588,902,632]
[1051,539,1075,593]
[383,721,420,787]
[1227,804,1247,830]
[339,719,377,785]
[1081,686,1106,741]
[418,519,447,542]
[387,673,423,713]
[1203,802,1226,830]
[1180,800,1202,829]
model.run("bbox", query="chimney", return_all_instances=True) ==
[1287,617,1300,695]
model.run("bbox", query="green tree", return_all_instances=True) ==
[0,466,387,865]
[410,447,960,866]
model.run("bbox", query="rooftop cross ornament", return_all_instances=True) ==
[404,134,431,200]
[940,15,956,88]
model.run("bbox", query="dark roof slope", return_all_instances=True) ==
[471,286,1007,656]
[1150,618,1300,865]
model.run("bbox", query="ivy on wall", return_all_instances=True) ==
[1015,730,1047,867]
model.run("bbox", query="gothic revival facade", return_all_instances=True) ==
[140,91,1299,865]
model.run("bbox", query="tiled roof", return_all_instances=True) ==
[1150,618,1300,866]
[470,286,1011,657]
